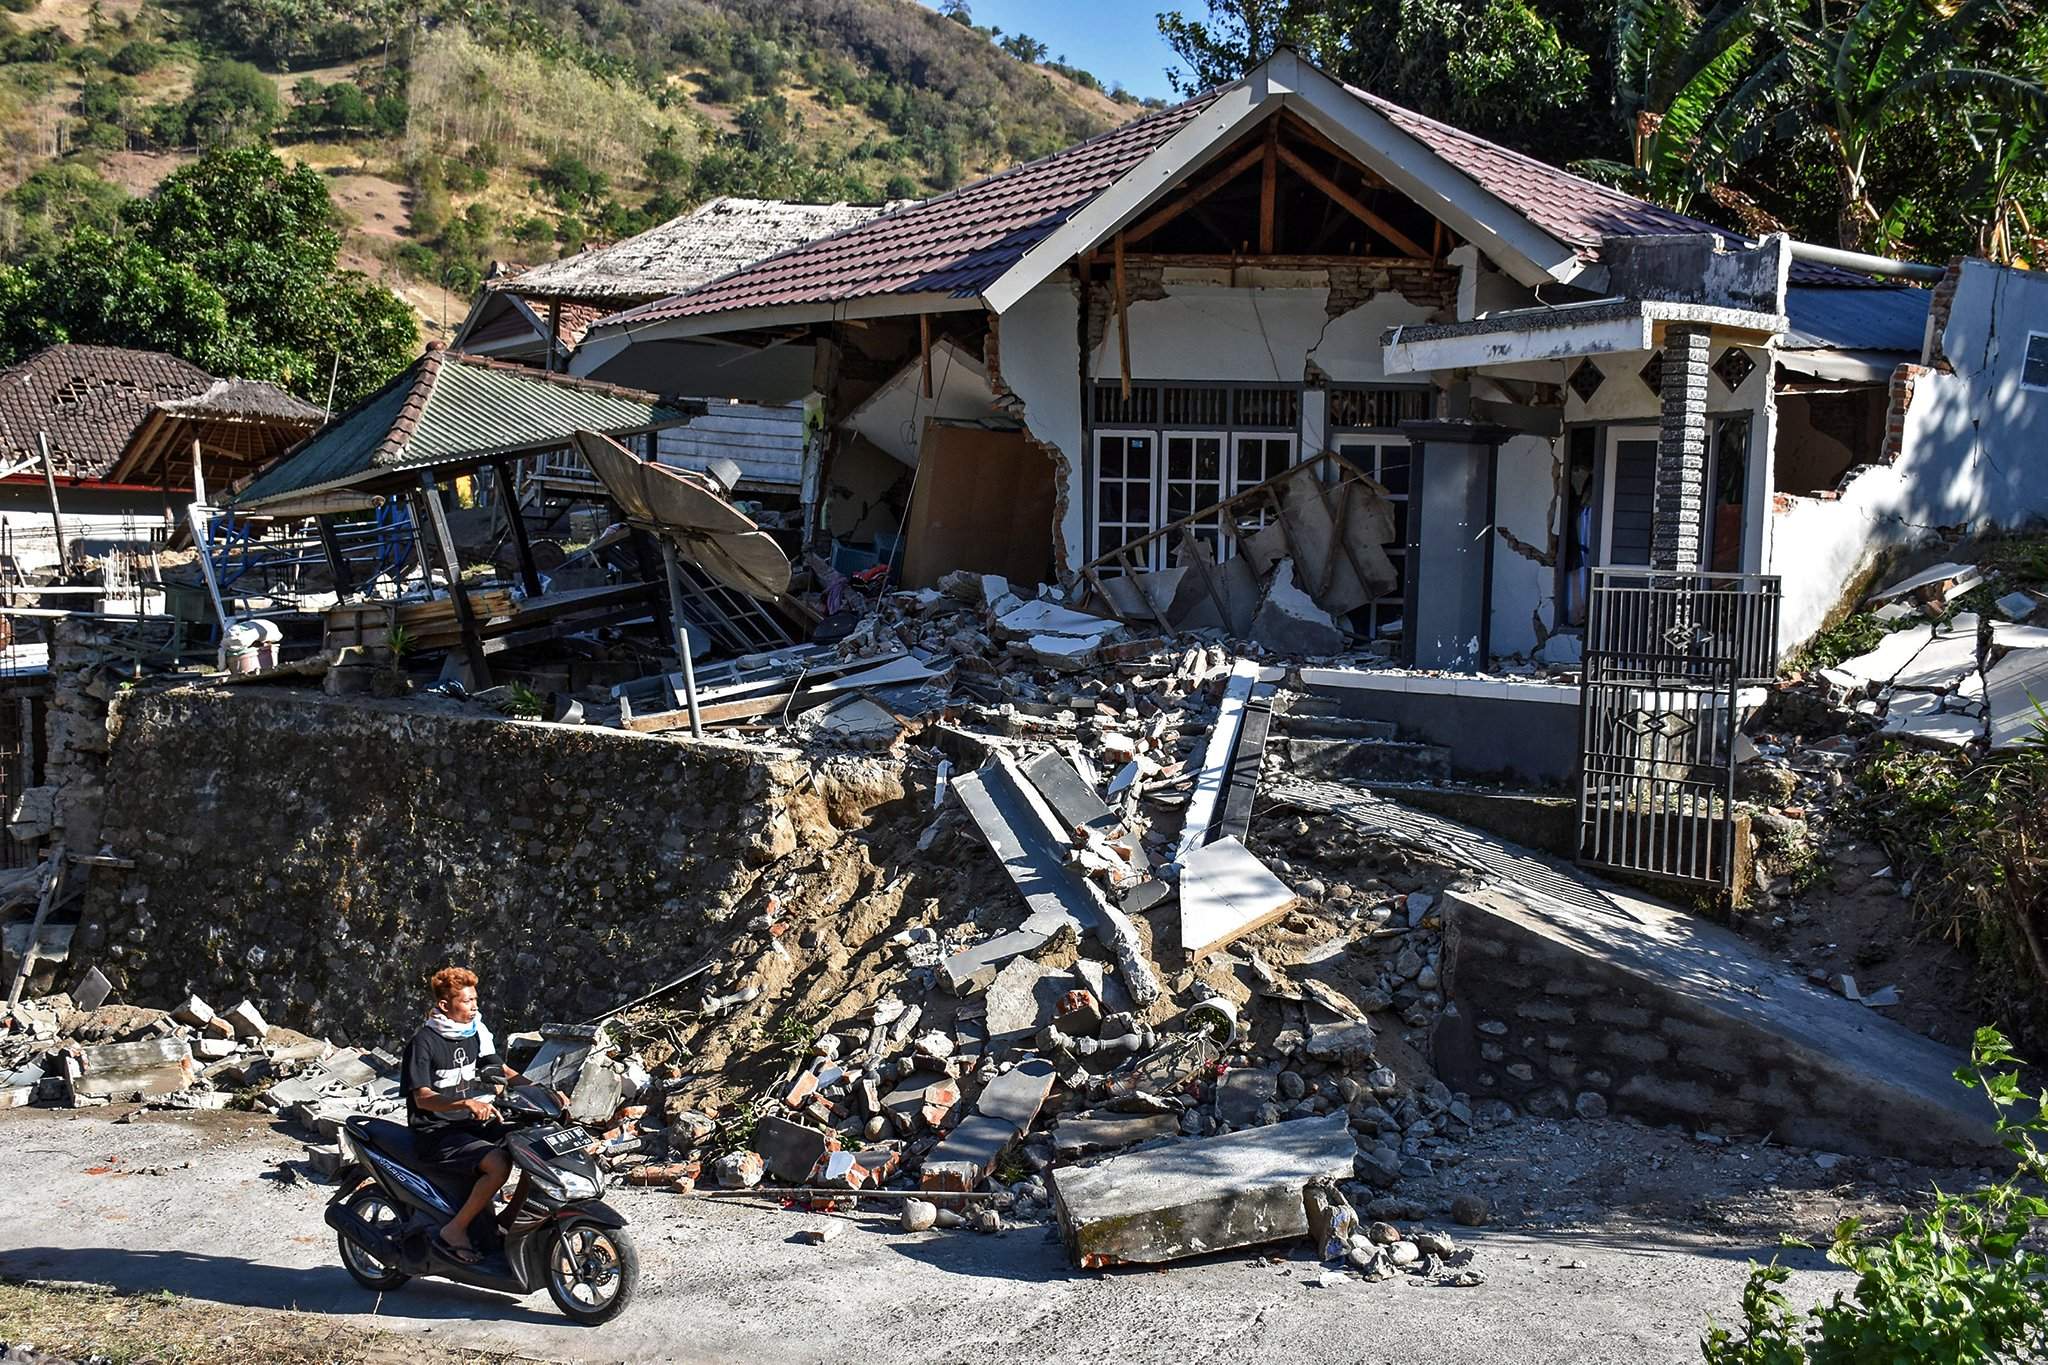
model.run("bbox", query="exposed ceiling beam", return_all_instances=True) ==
[1274,142,1431,261]
[1123,141,1268,246]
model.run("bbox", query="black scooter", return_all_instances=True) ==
[324,1070,639,1325]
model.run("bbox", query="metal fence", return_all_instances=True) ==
[1584,568,1782,684]
[1576,568,1781,891]
[1578,650,1740,887]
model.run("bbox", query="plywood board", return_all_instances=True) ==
[1179,835,1298,958]
[901,421,1056,589]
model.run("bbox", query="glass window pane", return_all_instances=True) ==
[1099,484,1123,522]
[1100,437,1124,478]
[1379,445,1410,495]
[1127,437,1152,477]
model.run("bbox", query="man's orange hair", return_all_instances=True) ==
[429,965,478,1001]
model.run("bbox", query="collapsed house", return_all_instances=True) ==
[454,198,897,514]
[0,345,324,573]
[568,49,2041,671]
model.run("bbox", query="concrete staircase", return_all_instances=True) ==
[1272,698,1453,784]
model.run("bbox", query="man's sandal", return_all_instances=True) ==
[432,1232,483,1265]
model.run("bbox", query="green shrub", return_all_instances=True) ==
[1702,1027,2048,1363]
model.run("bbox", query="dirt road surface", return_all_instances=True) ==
[0,1107,1867,1365]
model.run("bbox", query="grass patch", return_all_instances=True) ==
[1791,610,1916,672]
[0,1279,510,1364]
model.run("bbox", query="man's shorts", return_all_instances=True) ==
[418,1121,506,1174]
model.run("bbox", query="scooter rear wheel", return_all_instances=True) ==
[544,1221,638,1325]
[338,1187,411,1292]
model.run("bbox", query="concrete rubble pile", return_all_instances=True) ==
[0,987,399,1145]
[1808,558,2048,754]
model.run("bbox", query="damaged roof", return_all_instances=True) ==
[234,347,692,510]
[0,345,216,481]
[1782,284,1931,353]
[590,58,1860,338]
[498,197,900,307]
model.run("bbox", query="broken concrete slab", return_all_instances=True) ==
[1870,560,1976,603]
[791,694,904,749]
[1179,836,1298,960]
[984,956,1075,1044]
[1249,558,1346,657]
[1215,1067,1278,1126]
[941,927,1054,997]
[1833,626,1934,687]
[1885,709,1985,748]
[222,1000,267,1041]
[922,1059,1056,1191]
[1048,1114,1355,1267]
[1890,629,1982,691]
[1052,1109,1180,1157]
[1174,657,1259,864]
[1986,647,2048,751]
[68,1036,194,1101]
[1992,622,2048,650]
[1017,749,1121,840]
[1996,590,2042,622]
[995,600,1122,642]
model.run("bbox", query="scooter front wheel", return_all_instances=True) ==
[544,1220,638,1325]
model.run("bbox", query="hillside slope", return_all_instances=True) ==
[0,0,1141,341]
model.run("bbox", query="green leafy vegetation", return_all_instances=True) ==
[0,144,417,409]
[1159,0,2048,262]
[1701,1026,2048,1363]
[1789,611,1914,672]
[1854,719,2048,1042]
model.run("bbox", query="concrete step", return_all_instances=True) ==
[1272,712,1399,741]
[1276,735,1451,784]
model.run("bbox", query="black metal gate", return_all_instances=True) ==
[1576,569,1781,889]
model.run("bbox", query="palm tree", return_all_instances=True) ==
[1772,0,2047,251]
[1572,0,1790,214]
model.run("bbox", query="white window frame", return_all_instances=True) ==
[1600,425,1660,566]
[1091,428,1163,570]
[2023,331,2048,392]
[1161,429,1230,563]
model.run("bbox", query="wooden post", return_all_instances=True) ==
[1259,120,1278,255]
[314,515,355,597]
[547,299,563,374]
[1113,233,1131,400]
[919,314,933,399]
[188,436,207,506]
[35,432,67,571]
[4,842,64,1009]
[659,541,704,739]
[494,458,543,597]
[417,472,491,687]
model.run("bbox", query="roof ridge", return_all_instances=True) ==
[379,347,449,468]
[443,350,672,405]
[590,90,1226,335]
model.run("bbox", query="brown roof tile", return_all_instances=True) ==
[0,345,215,480]
[593,78,1861,335]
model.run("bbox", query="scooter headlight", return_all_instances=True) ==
[557,1167,600,1200]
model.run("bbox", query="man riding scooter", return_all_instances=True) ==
[404,965,534,1265]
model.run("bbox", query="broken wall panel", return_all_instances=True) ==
[901,421,1058,590]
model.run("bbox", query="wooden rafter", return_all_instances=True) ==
[1274,142,1431,260]
[1123,142,1266,245]
[1112,232,1131,399]
[1258,121,1278,255]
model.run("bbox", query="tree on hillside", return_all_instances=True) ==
[179,59,283,146]
[1157,0,1595,156]
[0,146,416,408]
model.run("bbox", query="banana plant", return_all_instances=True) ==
[1771,0,2048,252]
[1572,0,1792,213]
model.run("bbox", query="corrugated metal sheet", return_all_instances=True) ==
[1782,285,1931,352]
[655,401,805,490]
[236,351,685,508]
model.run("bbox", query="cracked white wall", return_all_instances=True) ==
[1774,260,2048,650]
[1489,434,1561,657]
[1005,279,1437,569]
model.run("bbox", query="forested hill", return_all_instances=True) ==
[0,0,1142,354]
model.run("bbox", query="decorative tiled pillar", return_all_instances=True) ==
[1653,324,1711,573]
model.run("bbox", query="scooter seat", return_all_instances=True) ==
[346,1116,484,1210]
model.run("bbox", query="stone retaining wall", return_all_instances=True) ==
[1435,886,1997,1163]
[75,687,907,1045]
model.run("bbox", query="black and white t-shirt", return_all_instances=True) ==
[403,1025,503,1131]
